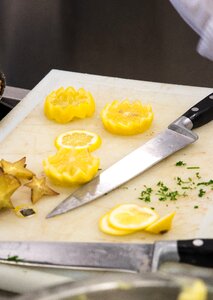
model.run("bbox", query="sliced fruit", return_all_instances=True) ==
[43,148,100,186]
[108,204,159,230]
[24,176,59,204]
[101,99,154,135]
[0,174,21,210]
[55,130,102,152]
[145,212,176,234]
[99,212,136,236]
[44,87,95,123]
[178,280,207,300]
[1,157,34,180]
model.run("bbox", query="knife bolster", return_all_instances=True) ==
[151,241,179,272]
[168,116,198,141]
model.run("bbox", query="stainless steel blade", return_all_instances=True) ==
[47,125,197,218]
[0,242,153,273]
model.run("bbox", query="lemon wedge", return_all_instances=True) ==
[55,130,102,152]
[108,204,159,230]
[101,99,154,135]
[99,212,135,236]
[145,211,176,234]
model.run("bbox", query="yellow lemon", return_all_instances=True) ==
[99,212,135,236]
[43,148,100,186]
[145,211,176,234]
[44,87,95,123]
[108,204,159,230]
[178,280,207,300]
[55,130,102,152]
[101,99,154,135]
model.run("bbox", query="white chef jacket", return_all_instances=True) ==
[170,0,213,61]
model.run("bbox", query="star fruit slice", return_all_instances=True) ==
[24,176,59,204]
[0,173,21,210]
[1,157,35,180]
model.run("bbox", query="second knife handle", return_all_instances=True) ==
[178,239,213,268]
[182,93,213,129]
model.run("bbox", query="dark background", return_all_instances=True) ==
[0,0,212,90]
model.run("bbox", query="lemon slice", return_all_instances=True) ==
[55,130,102,152]
[99,212,135,236]
[108,204,159,230]
[145,212,176,234]
[101,99,154,135]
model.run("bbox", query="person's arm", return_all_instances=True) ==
[170,0,213,61]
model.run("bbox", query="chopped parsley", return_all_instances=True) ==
[138,186,153,202]
[7,255,22,262]
[156,182,179,201]
[198,189,206,197]
[175,161,186,166]
[194,205,199,209]
[187,166,200,170]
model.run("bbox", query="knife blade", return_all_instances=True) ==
[0,239,213,272]
[47,93,213,218]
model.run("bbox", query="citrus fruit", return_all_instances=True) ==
[44,87,95,123]
[101,99,154,135]
[108,204,159,230]
[99,212,135,236]
[43,148,100,186]
[145,211,176,234]
[55,130,102,152]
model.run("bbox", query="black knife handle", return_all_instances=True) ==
[182,93,213,129]
[178,239,213,268]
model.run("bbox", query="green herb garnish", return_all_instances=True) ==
[187,166,200,170]
[156,182,179,201]
[7,255,22,262]
[138,186,153,202]
[198,189,206,197]
[194,205,199,209]
[175,161,186,166]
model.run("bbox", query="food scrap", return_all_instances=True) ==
[101,99,154,135]
[55,129,102,152]
[14,204,37,218]
[1,157,34,180]
[24,176,59,203]
[43,148,100,186]
[99,203,175,236]
[0,173,21,209]
[44,86,95,123]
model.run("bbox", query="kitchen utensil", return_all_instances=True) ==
[47,93,213,218]
[0,239,213,272]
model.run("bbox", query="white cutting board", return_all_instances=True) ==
[0,70,212,293]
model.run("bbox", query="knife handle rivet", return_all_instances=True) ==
[209,95,213,99]
[193,239,204,247]
[191,107,199,112]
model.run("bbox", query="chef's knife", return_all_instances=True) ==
[0,239,213,272]
[47,93,213,218]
